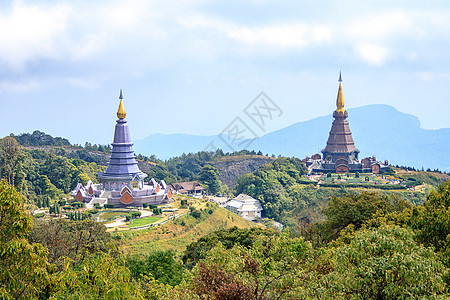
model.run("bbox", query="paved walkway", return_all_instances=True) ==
[104,217,126,228]
[103,209,154,228]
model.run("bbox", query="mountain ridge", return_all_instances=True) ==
[133,104,450,171]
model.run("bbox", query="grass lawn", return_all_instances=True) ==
[98,211,128,222]
[128,216,163,228]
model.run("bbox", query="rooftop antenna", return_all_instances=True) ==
[119,89,123,100]
[338,71,342,83]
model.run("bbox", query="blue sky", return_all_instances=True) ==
[1,0,450,145]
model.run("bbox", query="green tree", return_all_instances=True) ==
[321,225,448,299]
[30,219,118,269]
[127,250,185,286]
[39,175,61,200]
[0,136,21,186]
[199,164,221,194]
[407,181,450,268]
[186,233,312,299]
[0,179,53,299]
[316,192,408,244]
[182,227,279,269]
[52,253,144,299]
[234,157,308,221]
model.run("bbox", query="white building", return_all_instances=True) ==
[225,194,263,221]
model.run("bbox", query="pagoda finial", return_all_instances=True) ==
[117,89,127,119]
[336,73,345,113]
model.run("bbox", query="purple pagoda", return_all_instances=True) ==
[71,90,172,207]
[98,89,148,189]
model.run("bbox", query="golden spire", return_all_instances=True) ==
[117,89,127,119]
[336,72,345,113]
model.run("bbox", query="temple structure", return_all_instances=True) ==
[71,91,172,207]
[305,73,389,174]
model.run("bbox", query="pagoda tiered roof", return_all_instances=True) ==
[322,74,359,156]
[98,90,147,181]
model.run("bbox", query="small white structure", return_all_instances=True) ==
[225,194,263,221]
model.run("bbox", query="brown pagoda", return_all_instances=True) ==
[321,73,360,173]
[305,73,389,174]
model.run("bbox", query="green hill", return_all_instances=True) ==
[114,204,261,256]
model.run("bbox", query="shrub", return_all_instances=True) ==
[104,204,114,209]
[94,203,101,209]
[131,211,141,218]
[34,212,45,218]
[71,201,84,208]
[191,210,201,219]
[87,209,99,215]
[142,203,148,208]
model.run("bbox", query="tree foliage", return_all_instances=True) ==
[0,143,105,206]
[316,192,410,244]
[11,130,70,147]
[235,157,308,221]
[0,179,53,299]
[0,136,22,186]
[186,233,312,299]
[182,226,279,269]
[51,253,143,300]
[127,250,185,286]
[406,181,450,269]
[322,225,448,299]
[29,218,119,269]
[199,164,221,194]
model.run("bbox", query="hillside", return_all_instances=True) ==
[210,155,275,188]
[288,185,429,226]
[114,205,261,255]
[133,104,450,171]
[393,168,450,186]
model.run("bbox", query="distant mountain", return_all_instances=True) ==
[133,105,450,171]
[133,133,225,159]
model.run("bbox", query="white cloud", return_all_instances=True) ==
[346,10,413,42]
[414,72,450,82]
[0,1,71,71]
[103,0,154,29]
[2,1,450,93]
[226,23,332,49]
[178,15,332,49]
[355,43,389,65]
[0,78,40,92]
